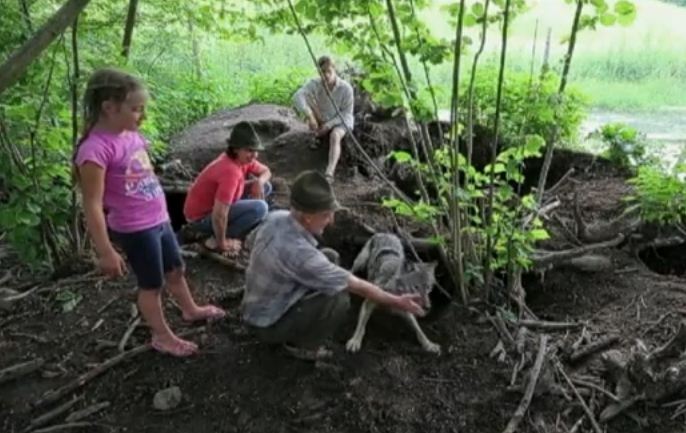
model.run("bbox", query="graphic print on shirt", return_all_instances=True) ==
[124,148,163,201]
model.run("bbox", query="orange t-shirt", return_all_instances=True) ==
[183,154,266,222]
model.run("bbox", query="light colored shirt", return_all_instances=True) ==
[293,77,355,131]
[241,210,351,327]
[75,130,168,233]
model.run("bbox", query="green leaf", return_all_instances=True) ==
[471,2,484,17]
[463,14,478,27]
[529,228,550,241]
[391,150,413,163]
[599,12,616,26]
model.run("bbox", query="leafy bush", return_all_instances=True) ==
[463,66,588,147]
[591,122,648,168]
[627,164,686,226]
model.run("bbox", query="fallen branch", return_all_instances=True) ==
[197,247,246,271]
[571,378,620,403]
[544,168,575,197]
[522,198,561,228]
[9,331,50,344]
[33,328,204,408]
[96,296,118,315]
[0,357,45,385]
[574,196,640,244]
[486,313,515,350]
[502,334,548,433]
[32,422,106,433]
[554,358,603,433]
[517,319,582,331]
[570,335,620,363]
[117,316,141,352]
[25,395,83,432]
[532,235,624,270]
[65,401,110,423]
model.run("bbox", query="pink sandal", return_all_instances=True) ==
[151,337,198,357]
[182,305,227,323]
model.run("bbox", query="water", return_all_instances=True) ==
[580,108,686,169]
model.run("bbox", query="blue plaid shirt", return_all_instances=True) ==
[241,210,350,327]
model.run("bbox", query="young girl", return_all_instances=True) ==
[75,68,225,357]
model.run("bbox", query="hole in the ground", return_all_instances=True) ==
[166,191,188,232]
[639,243,686,277]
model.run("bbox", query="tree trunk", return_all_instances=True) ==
[121,0,139,59]
[0,0,92,96]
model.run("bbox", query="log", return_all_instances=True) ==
[0,0,92,96]
[0,358,45,385]
[531,235,624,269]
[502,335,548,433]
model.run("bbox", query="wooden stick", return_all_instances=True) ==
[554,358,603,433]
[117,317,141,352]
[502,335,548,433]
[572,378,620,403]
[32,422,104,433]
[33,328,203,408]
[517,319,582,331]
[0,357,45,385]
[96,296,118,314]
[65,401,110,422]
[25,395,83,432]
[9,331,49,344]
[197,248,246,271]
[486,313,515,350]
[570,335,620,363]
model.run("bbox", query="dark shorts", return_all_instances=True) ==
[110,222,184,289]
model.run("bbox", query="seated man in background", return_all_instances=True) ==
[293,56,354,184]
[241,170,424,361]
[182,121,271,256]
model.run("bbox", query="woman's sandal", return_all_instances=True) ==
[182,305,227,323]
[151,337,198,357]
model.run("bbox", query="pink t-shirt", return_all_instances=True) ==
[75,130,168,233]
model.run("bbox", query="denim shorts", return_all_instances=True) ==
[110,222,183,289]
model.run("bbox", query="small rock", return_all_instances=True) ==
[153,386,182,411]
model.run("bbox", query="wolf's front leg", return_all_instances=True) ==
[346,299,376,352]
[401,312,441,354]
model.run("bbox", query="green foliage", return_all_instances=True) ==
[464,66,588,146]
[385,135,549,282]
[627,164,686,226]
[248,67,312,105]
[591,122,648,168]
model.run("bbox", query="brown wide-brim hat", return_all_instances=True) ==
[290,170,342,213]
[227,121,265,151]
